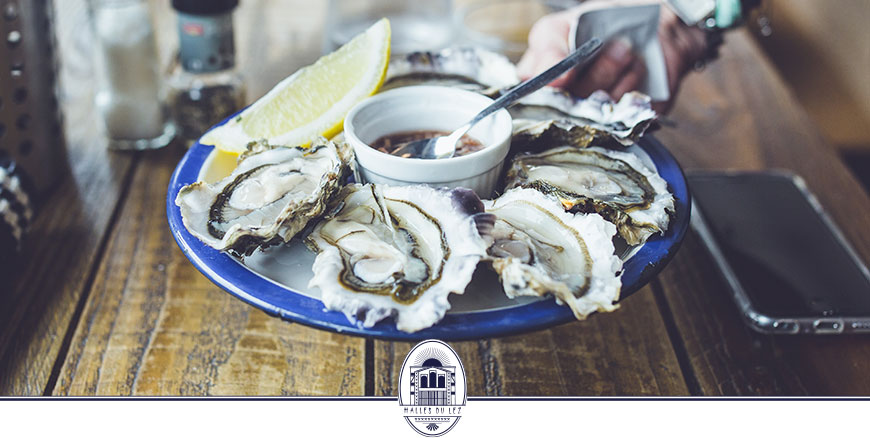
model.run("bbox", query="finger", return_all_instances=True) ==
[516,49,541,79]
[517,48,578,87]
[517,13,573,83]
[658,24,685,93]
[653,6,711,114]
[568,39,635,97]
[517,47,561,79]
[655,34,681,112]
[527,13,572,54]
[651,99,673,114]
[660,7,708,61]
[609,56,647,99]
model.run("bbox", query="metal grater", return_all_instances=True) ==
[0,0,65,197]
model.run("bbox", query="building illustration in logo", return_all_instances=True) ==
[410,358,456,406]
[399,340,466,437]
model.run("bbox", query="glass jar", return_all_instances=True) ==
[167,0,245,147]
[89,0,175,150]
[324,0,454,55]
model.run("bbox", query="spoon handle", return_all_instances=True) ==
[467,37,603,127]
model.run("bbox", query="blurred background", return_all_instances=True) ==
[747,0,870,188]
[0,0,866,197]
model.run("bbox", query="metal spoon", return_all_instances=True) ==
[390,38,602,160]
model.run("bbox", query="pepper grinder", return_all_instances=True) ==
[168,0,245,147]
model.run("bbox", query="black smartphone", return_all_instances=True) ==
[688,171,870,334]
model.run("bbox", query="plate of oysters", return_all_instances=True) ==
[168,42,690,341]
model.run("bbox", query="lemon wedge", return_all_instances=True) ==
[201,18,391,153]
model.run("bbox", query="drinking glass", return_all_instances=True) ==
[455,0,575,61]
[324,0,454,55]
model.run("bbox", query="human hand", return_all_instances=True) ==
[516,1,710,113]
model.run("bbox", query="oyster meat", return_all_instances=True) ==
[485,187,622,319]
[176,137,352,256]
[306,184,493,333]
[505,145,674,246]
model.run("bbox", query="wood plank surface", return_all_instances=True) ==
[655,233,809,395]
[0,1,136,395]
[48,0,363,397]
[659,31,870,261]
[653,30,870,395]
[5,1,870,397]
[375,286,690,396]
[2,0,345,395]
[52,147,364,396]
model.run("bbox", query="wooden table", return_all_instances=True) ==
[3,0,870,396]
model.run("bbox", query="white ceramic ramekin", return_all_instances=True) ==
[343,85,513,197]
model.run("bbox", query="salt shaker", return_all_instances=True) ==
[90,0,175,150]
[167,0,245,146]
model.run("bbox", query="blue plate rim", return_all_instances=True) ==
[166,130,690,341]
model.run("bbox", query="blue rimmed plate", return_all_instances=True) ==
[167,133,690,341]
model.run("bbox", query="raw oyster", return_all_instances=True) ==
[306,184,493,333]
[510,90,658,148]
[510,119,603,152]
[176,137,352,256]
[505,146,674,245]
[385,47,656,145]
[382,47,519,96]
[484,187,622,319]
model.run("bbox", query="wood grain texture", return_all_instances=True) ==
[5,1,870,397]
[48,0,362,397]
[659,31,870,261]
[375,287,689,396]
[654,30,870,395]
[0,1,135,395]
[53,148,364,396]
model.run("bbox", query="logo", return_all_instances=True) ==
[398,340,466,436]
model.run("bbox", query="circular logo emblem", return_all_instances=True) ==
[398,340,466,436]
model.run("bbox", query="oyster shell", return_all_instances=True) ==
[175,137,352,256]
[385,47,656,144]
[510,90,657,148]
[306,184,493,333]
[484,187,622,319]
[382,47,519,96]
[510,119,603,152]
[505,145,674,246]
